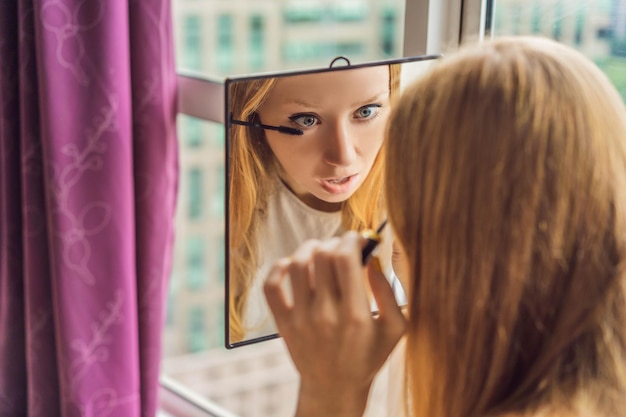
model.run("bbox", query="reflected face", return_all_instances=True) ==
[257,66,390,212]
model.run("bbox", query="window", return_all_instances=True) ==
[531,4,541,34]
[216,14,234,72]
[188,167,203,220]
[183,15,202,70]
[249,15,265,70]
[168,1,418,416]
[492,0,626,101]
[167,0,626,415]
[282,41,323,62]
[574,8,585,45]
[332,2,368,22]
[283,3,324,23]
[613,1,626,57]
[181,115,204,148]
[381,6,397,56]
[188,307,208,352]
[186,237,206,290]
[215,236,225,284]
[208,164,224,217]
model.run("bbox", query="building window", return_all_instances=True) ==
[165,281,176,326]
[381,6,397,57]
[216,235,225,284]
[332,2,368,22]
[283,4,324,23]
[188,307,207,352]
[336,42,364,56]
[531,4,541,34]
[182,116,203,148]
[186,236,205,290]
[249,15,265,70]
[188,167,203,220]
[217,14,234,72]
[551,1,563,41]
[512,3,522,35]
[209,164,224,217]
[612,0,626,57]
[209,124,224,148]
[183,15,202,70]
[574,11,585,46]
[282,41,324,62]
[212,301,225,347]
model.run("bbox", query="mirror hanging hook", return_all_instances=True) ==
[329,56,351,68]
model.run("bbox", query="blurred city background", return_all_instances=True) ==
[161,1,626,416]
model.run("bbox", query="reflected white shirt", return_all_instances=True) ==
[242,179,406,341]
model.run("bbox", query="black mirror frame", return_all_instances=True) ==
[224,53,442,349]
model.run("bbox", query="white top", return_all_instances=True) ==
[242,180,406,341]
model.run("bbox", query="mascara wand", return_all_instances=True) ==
[361,219,388,265]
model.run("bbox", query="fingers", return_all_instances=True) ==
[332,231,370,309]
[265,233,394,334]
[264,232,405,392]
[310,237,341,309]
[367,260,406,328]
[264,237,350,334]
[287,239,318,308]
[264,257,292,320]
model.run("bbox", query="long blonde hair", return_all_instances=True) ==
[385,37,626,417]
[228,64,401,342]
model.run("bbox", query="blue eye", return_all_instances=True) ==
[355,104,381,120]
[289,114,320,128]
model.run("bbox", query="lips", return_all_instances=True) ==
[319,173,359,195]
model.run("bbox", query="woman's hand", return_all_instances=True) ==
[264,231,407,417]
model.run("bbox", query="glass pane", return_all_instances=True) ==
[493,0,626,101]
[167,2,407,416]
[173,0,406,77]
[164,116,226,358]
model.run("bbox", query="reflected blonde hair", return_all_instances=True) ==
[385,37,626,417]
[229,64,401,342]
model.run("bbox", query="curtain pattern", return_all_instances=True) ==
[0,1,178,416]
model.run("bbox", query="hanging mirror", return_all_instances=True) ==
[225,54,440,348]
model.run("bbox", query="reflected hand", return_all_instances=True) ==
[263,231,407,417]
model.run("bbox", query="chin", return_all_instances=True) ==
[317,192,355,204]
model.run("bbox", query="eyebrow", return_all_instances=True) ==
[350,91,389,107]
[285,90,389,109]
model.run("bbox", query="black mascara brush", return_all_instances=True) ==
[361,219,388,265]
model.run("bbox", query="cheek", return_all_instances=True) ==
[360,120,387,151]
[358,126,386,166]
[266,140,315,174]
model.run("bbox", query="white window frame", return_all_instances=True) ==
[459,0,494,43]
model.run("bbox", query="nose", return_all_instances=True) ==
[323,121,357,167]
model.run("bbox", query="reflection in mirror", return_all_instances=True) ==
[225,55,440,348]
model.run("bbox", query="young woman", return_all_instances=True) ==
[228,63,402,342]
[264,37,626,416]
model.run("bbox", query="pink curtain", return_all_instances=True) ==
[0,1,178,416]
